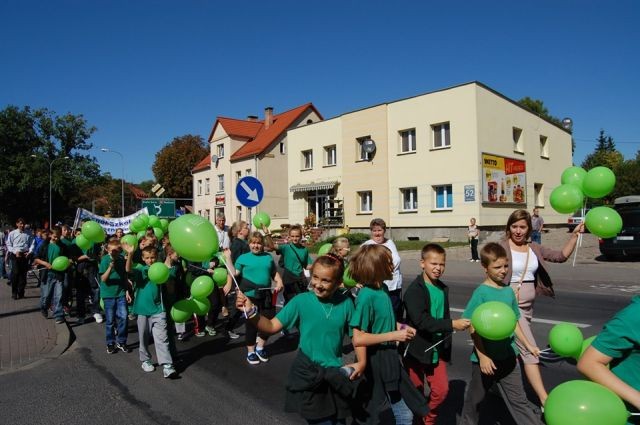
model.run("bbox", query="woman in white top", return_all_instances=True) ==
[500,209,583,406]
[361,218,403,321]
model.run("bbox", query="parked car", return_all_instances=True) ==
[599,196,640,260]
[568,209,590,232]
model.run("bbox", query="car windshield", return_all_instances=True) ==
[617,208,640,228]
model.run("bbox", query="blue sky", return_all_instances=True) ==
[2,0,639,183]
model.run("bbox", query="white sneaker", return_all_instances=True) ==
[141,360,155,372]
[163,364,177,378]
[93,313,103,323]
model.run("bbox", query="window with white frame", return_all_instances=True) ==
[357,136,373,161]
[433,185,453,209]
[235,171,241,184]
[197,180,202,196]
[205,209,210,220]
[399,128,416,153]
[400,187,418,211]
[246,169,252,176]
[540,135,549,158]
[217,174,225,192]
[324,145,337,166]
[279,142,286,155]
[301,149,313,170]
[513,127,523,153]
[432,122,450,148]
[216,144,224,158]
[358,191,373,213]
[205,178,210,195]
[534,183,544,207]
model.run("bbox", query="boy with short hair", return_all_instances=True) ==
[403,243,471,425]
[124,243,177,378]
[459,242,543,425]
[34,228,68,323]
[99,239,131,354]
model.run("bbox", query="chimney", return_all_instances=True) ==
[264,106,273,129]
[247,115,258,122]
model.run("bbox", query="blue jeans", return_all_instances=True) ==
[103,296,128,345]
[389,391,413,425]
[0,255,8,278]
[40,272,64,320]
[531,231,541,244]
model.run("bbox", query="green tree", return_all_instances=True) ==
[517,96,574,153]
[152,134,208,198]
[611,150,640,199]
[581,130,624,171]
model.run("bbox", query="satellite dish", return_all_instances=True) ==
[211,154,219,166]
[362,139,376,154]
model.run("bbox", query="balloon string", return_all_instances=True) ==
[629,412,640,416]
[402,331,456,357]
[187,261,248,318]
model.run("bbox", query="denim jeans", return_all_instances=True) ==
[103,296,128,345]
[389,391,413,425]
[0,254,8,278]
[40,272,64,320]
[531,231,542,244]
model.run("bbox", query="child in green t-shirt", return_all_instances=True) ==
[124,243,177,379]
[459,242,542,425]
[34,228,68,324]
[235,254,366,424]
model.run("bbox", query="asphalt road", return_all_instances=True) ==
[1,257,637,425]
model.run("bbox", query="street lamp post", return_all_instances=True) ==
[31,155,70,227]
[100,148,125,217]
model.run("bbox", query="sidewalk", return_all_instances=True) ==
[0,273,70,374]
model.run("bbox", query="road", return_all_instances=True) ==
[1,256,638,425]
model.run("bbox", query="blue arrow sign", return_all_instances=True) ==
[235,176,264,208]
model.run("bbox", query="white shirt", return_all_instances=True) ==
[361,238,403,291]
[216,226,230,250]
[510,248,539,283]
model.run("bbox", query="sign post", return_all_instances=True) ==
[141,198,176,218]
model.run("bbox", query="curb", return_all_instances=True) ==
[43,321,75,359]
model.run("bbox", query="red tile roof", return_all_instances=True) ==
[215,118,262,139]
[128,184,149,200]
[191,155,211,172]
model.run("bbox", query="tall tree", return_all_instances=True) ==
[581,129,624,171]
[517,96,574,153]
[152,134,208,198]
[610,150,640,199]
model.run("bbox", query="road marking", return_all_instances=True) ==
[450,308,591,328]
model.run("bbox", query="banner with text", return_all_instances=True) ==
[73,208,149,235]
[481,153,526,205]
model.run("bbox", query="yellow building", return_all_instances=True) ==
[287,82,573,239]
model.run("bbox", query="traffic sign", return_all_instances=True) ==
[142,198,176,218]
[235,176,264,208]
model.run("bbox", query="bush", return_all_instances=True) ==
[310,232,370,252]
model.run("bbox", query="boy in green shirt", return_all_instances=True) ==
[34,228,68,323]
[99,239,131,354]
[124,243,177,378]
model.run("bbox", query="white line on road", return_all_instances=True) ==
[450,308,591,328]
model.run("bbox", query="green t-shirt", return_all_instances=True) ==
[235,252,275,298]
[350,286,396,340]
[47,242,62,264]
[462,283,521,363]
[425,280,445,362]
[98,255,128,298]
[131,263,164,316]
[276,291,354,368]
[276,243,312,275]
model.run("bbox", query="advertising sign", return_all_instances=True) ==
[482,153,526,205]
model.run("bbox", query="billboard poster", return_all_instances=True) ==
[482,153,526,204]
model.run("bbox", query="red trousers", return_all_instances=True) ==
[404,356,449,425]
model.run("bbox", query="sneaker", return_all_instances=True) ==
[115,342,130,353]
[475,259,481,262]
[246,352,260,365]
[41,308,48,318]
[255,347,269,362]
[227,330,240,340]
[55,318,65,324]
[469,259,475,262]
[106,344,116,354]
[195,330,205,338]
[177,332,186,341]
[141,360,155,372]
[93,313,104,323]
[205,325,217,336]
[163,364,178,378]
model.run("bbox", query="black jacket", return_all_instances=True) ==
[403,274,453,364]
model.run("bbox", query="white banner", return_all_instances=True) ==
[73,208,149,236]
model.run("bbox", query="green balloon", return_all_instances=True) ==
[128,219,140,233]
[191,297,211,316]
[170,299,195,323]
[544,380,628,425]
[318,243,332,256]
[252,212,271,229]
[153,227,164,239]
[82,221,105,243]
[51,256,70,272]
[121,234,138,248]
[578,335,597,359]
[582,166,616,199]
[212,268,228,286]
[185,271,194,286]
[191,275,214,299]
[138,214,150,229]
[549,323,584,358]
[343,267,357,288]
[168,214,219,261]
[160,218,169,233]
[560,166,587,189]
[470,301,517,341]
[550,184,584,214]
[137,230,146,240]
[585,206,623,239]
[148,215,161,229]
[148,262,170,284]
[75,234,92,251]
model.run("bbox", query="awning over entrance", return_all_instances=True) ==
[289,181,339,193]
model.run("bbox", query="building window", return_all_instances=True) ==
[205,209,210,220]
[432,122,450,149]
[301,149,313,170]
[216,144,224,158]
[358,191,373,213]
[246,169,252,176]
[540,135,549,158]
[534,183,543,207]
[279,142,286,155]
[357,136,373,161]
[306,119,314,125]
[324,145,337,166]
[513,127,523,153]
[400,187,418,211]
[236,171,241,184]
[433,185,453,209]
[197,180,202,196]
[205,178,210,195]
[217,174,225,192]
[399,128,416,153]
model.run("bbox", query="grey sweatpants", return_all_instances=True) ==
[459,357,543,425]
[137,312,173,366]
